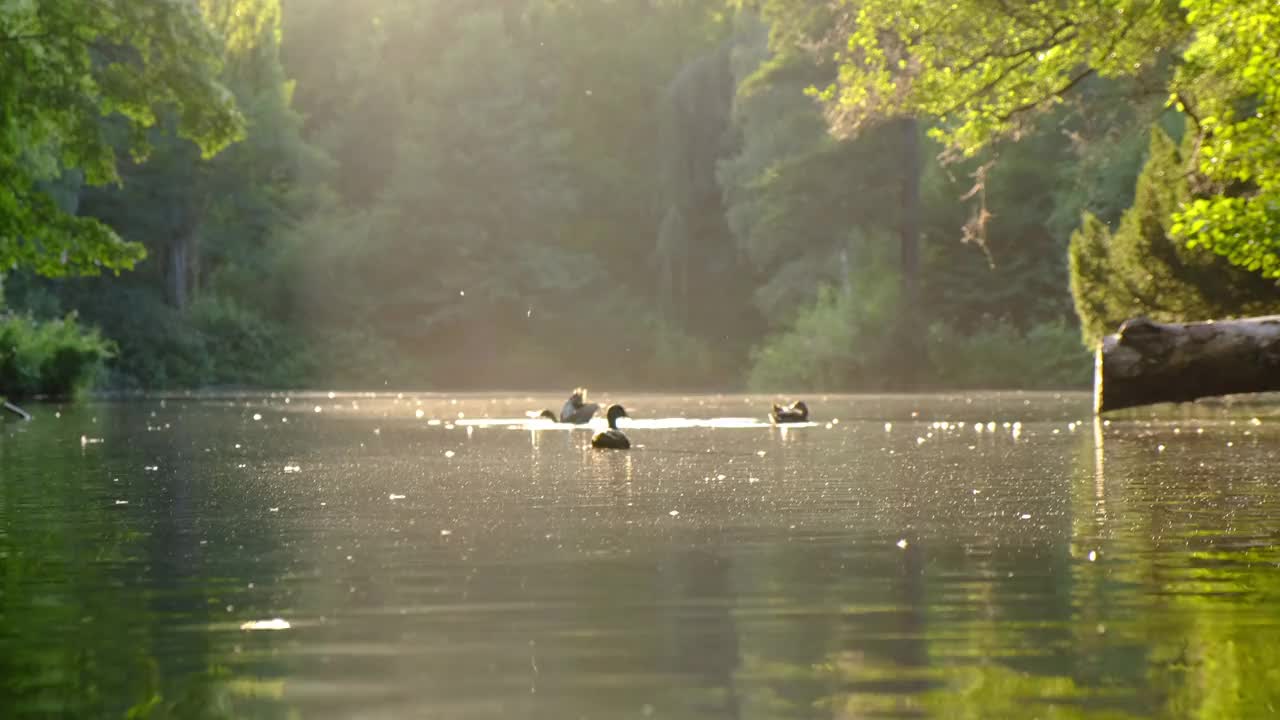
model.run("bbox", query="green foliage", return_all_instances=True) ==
[0,312,113,399]
[927,319,1092,389]
[11,0,1255,393]
[718,11,905,331]
[1170,0,1280,277]
[1069,127,1280,347]
[0,0,242,277]
[747,275,898,392]
[27,0,327,390]
[805,0,1280,278]
[188,295,311,387]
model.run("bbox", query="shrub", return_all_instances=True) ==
[0,312,114,399]
[189,296,313,388]
[926,318,1091,389]
[747,279,898,391]
[72,285,213,389]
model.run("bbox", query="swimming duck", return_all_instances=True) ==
[770,400,809,424]
[591,404,631,449]
[560,387,599,424]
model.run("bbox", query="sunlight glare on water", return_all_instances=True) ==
[2,392,1279,718]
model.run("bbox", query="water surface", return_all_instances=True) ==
[3,392,1279,718]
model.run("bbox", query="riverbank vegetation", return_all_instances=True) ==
[3,0,1277,395]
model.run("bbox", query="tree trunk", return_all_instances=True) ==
[167,229,192,310]
[1095,315,1280,413]
[895,115,922,387]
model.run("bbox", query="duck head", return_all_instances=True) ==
[792,400,809,417]
[568,388,588,408]
[604,403,629,429]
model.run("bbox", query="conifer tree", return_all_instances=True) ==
[1069,127,1280,346]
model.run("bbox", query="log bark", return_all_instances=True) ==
[1095,315,1280,413]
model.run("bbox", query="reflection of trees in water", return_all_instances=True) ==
[658,548,742,719]
[0,403,294,718]
[1071,418,1280,718]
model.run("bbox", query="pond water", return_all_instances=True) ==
[2,392,1279,719]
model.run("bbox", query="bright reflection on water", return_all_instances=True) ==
[3,392,1280,718]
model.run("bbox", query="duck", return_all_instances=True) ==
[770,400,809,424]
[535,409,558,421]
[560,387,599,424]
[591,404,631,449]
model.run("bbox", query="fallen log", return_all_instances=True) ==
[3,399,33,421]
[1095,315,1280,413]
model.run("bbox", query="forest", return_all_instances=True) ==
[3,0,1279,396]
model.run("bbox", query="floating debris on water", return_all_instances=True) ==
[114,500,129,506]
[444,450,456,458]
[668,510,680,517]
[314,406,322,413]
[240,618,290,631]
[440,529,453,536]
[284,464,301,473]
[896,539,909,549]
[884,422,893,433]
[415,409,425,419]
[389,493,405,500]
[1088,551,1098,562]
[144,465,159,472]
[252,413,262,421]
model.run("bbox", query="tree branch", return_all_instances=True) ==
[0,32,53,44]
[1175,91,1202,131]
[996,66,1096,122]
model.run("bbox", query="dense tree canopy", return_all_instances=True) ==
[808,0,1280,278]
[0,0,242,277]
[13,0,1277,392]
